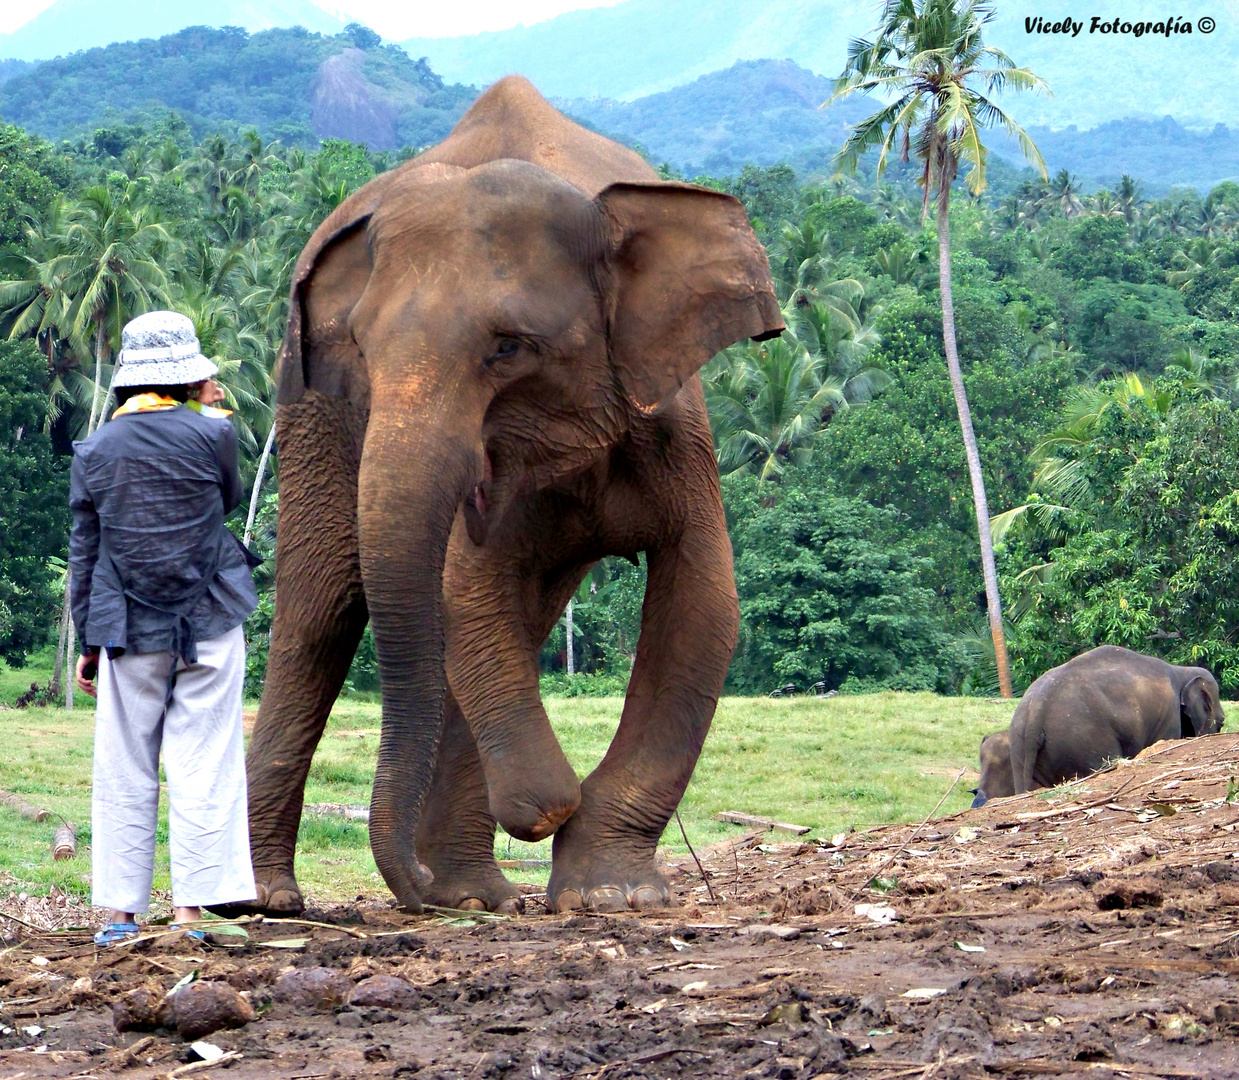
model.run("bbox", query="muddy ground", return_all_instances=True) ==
[4,735,1239,1080]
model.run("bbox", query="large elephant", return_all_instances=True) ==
[238,77,783,916]
[1009,645,1225,794]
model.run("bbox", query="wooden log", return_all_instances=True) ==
[714,811,811,835]
[53,823,77,860]
[0,790,49,822]
[496,859,552,869]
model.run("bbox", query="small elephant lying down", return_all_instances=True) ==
[971,730,1015,808]
[1008,645,1224,796]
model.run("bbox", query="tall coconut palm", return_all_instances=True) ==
[1115,175,1144,224]
[829,0,1048,698]
[0,196,80,422]
[64,183,174,434]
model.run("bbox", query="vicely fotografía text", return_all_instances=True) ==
[1024,16,1212,37]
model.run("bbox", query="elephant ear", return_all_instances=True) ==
[277,207,376,406]
[596,182,784,414]
[1179,675,1217,736]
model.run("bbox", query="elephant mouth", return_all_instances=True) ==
[463,451,494,546]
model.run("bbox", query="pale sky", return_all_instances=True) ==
[0,0,628,39]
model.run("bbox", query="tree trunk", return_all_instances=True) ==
[565,599,574,677]
[87,318,106,435]
[65,604,75,710]
[52,577,70,695]
[244,420,277,548]
[936,198,1014,698]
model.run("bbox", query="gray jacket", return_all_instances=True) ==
[69,404,260,659]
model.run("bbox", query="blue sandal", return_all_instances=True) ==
[170,924,207,942]
[94,922,140,946]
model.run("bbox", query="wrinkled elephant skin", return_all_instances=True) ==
[232,77,784,916]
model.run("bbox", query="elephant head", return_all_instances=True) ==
[278,142,781,908]
[970,729,1015,808]
[1180,672,1225,736]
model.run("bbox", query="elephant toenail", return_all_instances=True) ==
[586,887,628,912]
[457,897,487,911]
[555,890,584,913]
[497,896,525,916]
[630,886,665,910]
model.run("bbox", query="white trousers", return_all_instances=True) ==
[91,626,256,913]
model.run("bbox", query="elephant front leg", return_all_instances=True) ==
[416,692,523,914]
[548,514,738,913]
[444,530,585,844]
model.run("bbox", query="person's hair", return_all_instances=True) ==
[114,383,193,405]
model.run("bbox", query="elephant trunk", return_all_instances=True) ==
[359,404,477,910]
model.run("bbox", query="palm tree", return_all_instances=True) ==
[0,196,80,422]
[705,336,851,481]
[1166,237,1220,291]
[1115,175,1143,224]
[1046,169,1084,218]
[64,183,174,434]
[705,296,888,481]
[829,0,1048,698]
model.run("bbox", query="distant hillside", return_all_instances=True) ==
[562,60,870,177]
[403,0,1239,130]
[996,117,1239,194]
[0,26,477,149]
[0,0,347,61]
[566,60,1239,192]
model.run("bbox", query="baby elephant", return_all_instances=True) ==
[971,730,1015,808]
[1010,645,1224,794]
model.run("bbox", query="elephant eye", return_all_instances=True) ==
[483,337,522,368]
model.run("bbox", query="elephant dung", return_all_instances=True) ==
[273,966,353,1011]
[1093,877,1163,911]
[349,974,419,1010]
[112,984,164,1032]
[166,981,256,1040]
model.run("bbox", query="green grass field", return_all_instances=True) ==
[0,692,1018,907]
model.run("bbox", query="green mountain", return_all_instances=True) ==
[1,21,1232,192]
[564,59,1239,192]
[0,26,476,150]
[562,60,870,177]
[0,0,347,61]
[403,0,1239,129]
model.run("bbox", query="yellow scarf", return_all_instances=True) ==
[113,393,180,418]
[111,395,234,419]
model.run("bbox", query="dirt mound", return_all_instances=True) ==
[4,734,1239,1077]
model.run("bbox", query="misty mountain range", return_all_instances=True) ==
[0,1,1236,192]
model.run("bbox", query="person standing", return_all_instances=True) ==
[69,311,261,944]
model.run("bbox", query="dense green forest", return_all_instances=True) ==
[0,24,476,150]
[1,82,1238,698]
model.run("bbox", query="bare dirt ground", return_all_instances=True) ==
[4,734,1239,1080]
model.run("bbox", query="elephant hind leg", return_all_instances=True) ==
[417,693,523,915]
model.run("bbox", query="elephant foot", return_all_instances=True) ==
[547,859,671,913]
[487,759,582,844]
[420,860,524,915]
[208,871,305,918]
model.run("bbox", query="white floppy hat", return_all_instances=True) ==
[113,311,219,389]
